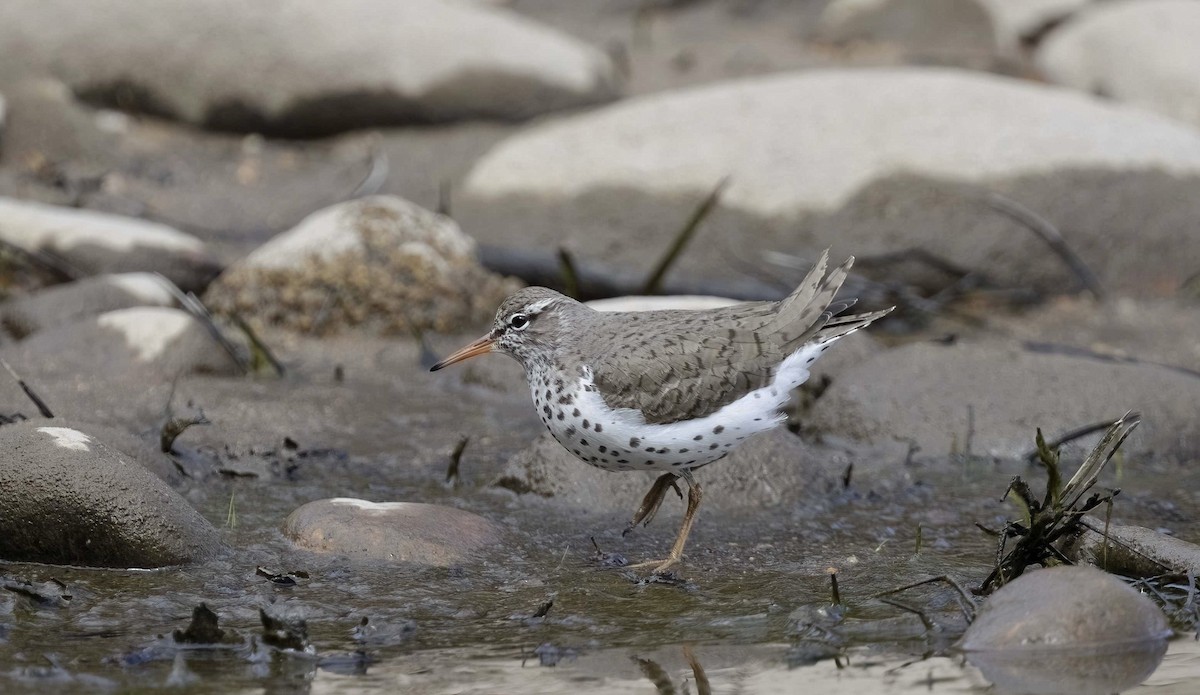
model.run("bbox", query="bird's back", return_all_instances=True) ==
[576,252,889,424]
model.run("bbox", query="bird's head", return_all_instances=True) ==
[430,287,582,372]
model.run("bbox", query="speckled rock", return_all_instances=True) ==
[9,306,242,380]
[0,0,618,137]
[459,68,1200,298]
[0,198,220,292]
[1036,0,1200,129]
[807,340,1200,459]
[0,273,177,340]
[205,195,519,335]
[0,421,223,567]
[283,498,504,566]
[961,566,1170,694]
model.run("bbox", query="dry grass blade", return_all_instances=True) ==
[0,356,54,418]
[640,176,730,295]
[985,192,1105,299]
[1061,411,1139,510]
[154,273,249,374]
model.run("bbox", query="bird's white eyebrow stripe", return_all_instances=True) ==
[524,298,556,315]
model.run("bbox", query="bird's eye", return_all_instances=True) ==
[509,314,529,330]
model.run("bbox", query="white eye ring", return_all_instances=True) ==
[509,314,529,330]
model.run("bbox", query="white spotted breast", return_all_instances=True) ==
[529,339,835,473]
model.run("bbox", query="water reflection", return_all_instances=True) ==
[964,638,1170,695]
[300,639,1200,694]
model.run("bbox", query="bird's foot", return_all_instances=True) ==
[625,554,681,575]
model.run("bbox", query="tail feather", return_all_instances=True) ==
[767,252,855,345]
[817,307,893,343]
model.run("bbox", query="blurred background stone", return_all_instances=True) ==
[205,195,520,335]
[0,0,620,137]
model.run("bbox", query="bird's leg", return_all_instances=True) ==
[628,471,704,574]
[623,472,682,537]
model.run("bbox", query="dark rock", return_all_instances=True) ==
[173,604,235,645]
[282,498,504,567]
[0,421,223,567]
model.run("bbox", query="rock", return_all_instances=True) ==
[9,307,242,382]
[0,198,221,292]
[0,78,116,170]
[0,273,177,340]
[806,340,1200,459]
[1036,0,1200,129]
[0,421,222,567]
[494,427,854,513]
[817,0,997,56]
[458,68,1200,297]
[989,297,1200,373]
[980,0,1091,51]
[205,195,519,335]
[961,566,1170,694]
[0,0,618,137]
[282,498,503,566]
[818,0,1090,56]
[1061,517,1200,578]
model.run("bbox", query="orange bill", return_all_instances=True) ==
[429,333,496,371]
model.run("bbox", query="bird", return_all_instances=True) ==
[431,250,892,573]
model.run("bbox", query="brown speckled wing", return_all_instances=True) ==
[582,254,882,425]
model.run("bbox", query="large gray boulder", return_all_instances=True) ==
[0,273,177,340]
[205,195,519,335]
[1036,0,1200,129]
[458,68,1200,298]
[0,0,618,137]
[0,198,220,292]
[0,421,223,567]
[806,340,1200,459]
[9,307,242,382]
[283,498,504,566]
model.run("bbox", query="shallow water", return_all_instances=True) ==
[3,350,1200,693]
[3,450,1199,693]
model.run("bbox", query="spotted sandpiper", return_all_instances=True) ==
[431,251,891,573]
